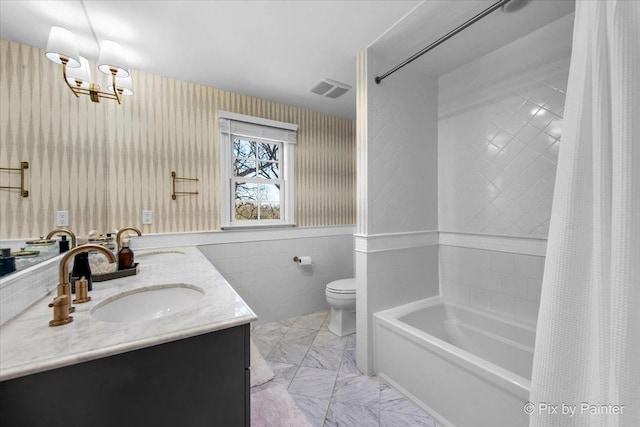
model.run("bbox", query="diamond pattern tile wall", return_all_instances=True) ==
[364,53,439,235]
[438,15,573,238]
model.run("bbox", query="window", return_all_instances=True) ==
[232,138,282,220]
[219,111,297,228]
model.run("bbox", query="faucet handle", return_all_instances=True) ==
[48,295,74,327]
[56,282,75,313]
[73,277,91,304]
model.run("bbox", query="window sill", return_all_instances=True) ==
[220,223,296,231]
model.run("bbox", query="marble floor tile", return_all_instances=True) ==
[331,375,380,408]
[321,313,330,327]
[292,311,327,330]
[266,340,310,365]
[281,327,318,345]
[288,367,338,399]
[290,393,330,427]
[379,410,436,427]
[338,347,362,379]
[301,345,344,371]
[251,361,299,394]
[324,401,379,427]
[345,334,356,352]
[380,382,429,418]
[251,333,282,357]
[279,315,299,327]
[252,322,290,339]
[312,328,349,349]
[255,311,442,427]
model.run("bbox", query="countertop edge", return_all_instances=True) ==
[0,313,257,382]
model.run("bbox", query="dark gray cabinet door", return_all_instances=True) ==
[0,324,250,427]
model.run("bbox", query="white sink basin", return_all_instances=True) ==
[91,284,204,323]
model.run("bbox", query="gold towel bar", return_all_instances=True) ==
[171,171,199,200]
[0,161,29,197]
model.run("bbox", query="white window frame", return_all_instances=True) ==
[219,111,297,229]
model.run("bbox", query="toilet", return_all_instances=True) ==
[325,278,356,337]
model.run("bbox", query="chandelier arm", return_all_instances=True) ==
[73,87,92,95]
[73,87,119,99]
[61,59,80,98]
[110,71,122,105]
[98,92,119,100]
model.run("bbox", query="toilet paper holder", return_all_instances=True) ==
[293,256,311,265]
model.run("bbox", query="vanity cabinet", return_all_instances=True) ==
[0,323,250,427]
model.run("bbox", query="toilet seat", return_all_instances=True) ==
[326,278,356,294]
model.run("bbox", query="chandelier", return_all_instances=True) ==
[44,27,133,104]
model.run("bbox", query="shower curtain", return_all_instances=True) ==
[529,1,639,427]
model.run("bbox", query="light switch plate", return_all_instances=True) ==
[56,211,69,227]
[142,210,153,225]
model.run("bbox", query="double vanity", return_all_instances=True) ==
[0,247,257,427]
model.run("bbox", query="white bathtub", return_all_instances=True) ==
[374,296,535,427]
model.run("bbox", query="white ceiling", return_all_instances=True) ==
[0,1,575,119]
[371,0,575,81]
[0,0,421,118]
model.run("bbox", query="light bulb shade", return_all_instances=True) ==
[66,56,92,88]
[108,74,134,96]
[45,27,80,67]
[98,40,130,77]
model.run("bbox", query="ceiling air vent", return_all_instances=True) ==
[309,79,352,98]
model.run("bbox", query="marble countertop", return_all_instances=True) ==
[0,247,257,381]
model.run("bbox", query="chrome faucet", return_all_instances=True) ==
[55,244,117,314]
[116,227,142,252]
[46,228,77,248]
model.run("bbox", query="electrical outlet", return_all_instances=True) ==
[56,211,69,227]
[142,210,153,225]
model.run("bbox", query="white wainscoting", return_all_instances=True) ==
[197,226,355,325]
[355,230,440,373]
[439,232,546,326]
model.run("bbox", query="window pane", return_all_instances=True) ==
[234,159,257,177]
[259,184,280,202]
[235,182,258,220]
[258,161,279,179]
[260,202,280,220]
[259,143,279,161]
[233,139,255,158]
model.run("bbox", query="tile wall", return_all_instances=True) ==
[355,48,439,373]
[361,50,438,235]
[440,245,543,326]
[363,245,439,315]
[436,15,574,325]
[0,256,60,325]
[199,233,354,325]
[438,15,573,237]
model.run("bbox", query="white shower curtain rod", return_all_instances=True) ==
[374,0,512,84]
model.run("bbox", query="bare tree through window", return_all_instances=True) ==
[232,138,282,220]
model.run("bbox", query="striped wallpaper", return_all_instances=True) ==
[0,40,355,239]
